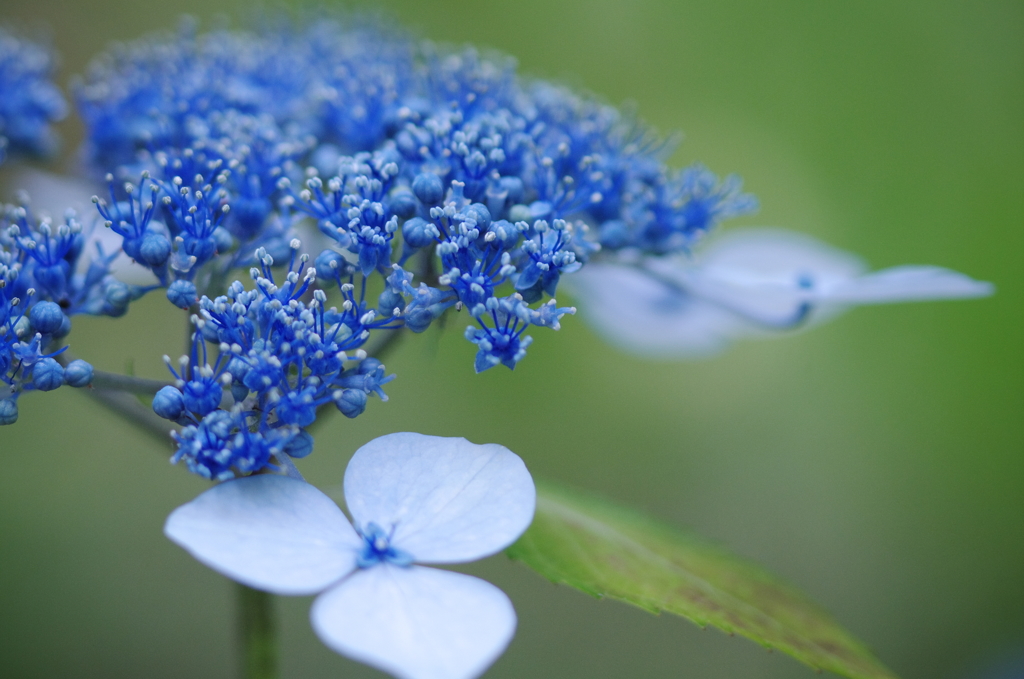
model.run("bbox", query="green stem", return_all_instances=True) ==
[57,352,171,392]
[85,387,176,443]
[54,352,176,441]
[89,371,171,395]
[236,584,277,679]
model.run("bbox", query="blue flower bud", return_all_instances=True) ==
[335,388,367,418]
[139,232,171,267]
[226,357,250,381]
[230,383,250,403]
[28,301,64,334]
[412,172,444,205]
[121,236,143,263]
[402,285,454,333]
[463,203,491,230]
[487,220,522,249]
[0,399,17,426]
[378,288,404,315]
[284,430,314,459]
[315,249,348,280]
[63,359,94,388]
[52,313,72,339]
[104,280,132,316]
[167,280,197,309]
[358,357,383,375]
[32,357,64,391]
[153,386,186,420]
[181,234,217,264]
[401,217,437,249]
[388,190,417,219]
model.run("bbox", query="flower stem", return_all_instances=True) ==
[236,584,277,679]
[85,387,175,443]
[89,370,172,395]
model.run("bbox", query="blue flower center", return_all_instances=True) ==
[356,523,414,569]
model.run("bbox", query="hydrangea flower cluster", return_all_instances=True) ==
[0,31,109,422]
[0,14,996,679]
[151,239,400,479]
[0,199,139,421]
[71,19,760,375]
[0,27,67,164]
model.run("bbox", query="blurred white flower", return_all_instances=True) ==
[165,432,536,679]
[567,228,994,358]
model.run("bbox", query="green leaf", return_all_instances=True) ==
[507,480,898,679]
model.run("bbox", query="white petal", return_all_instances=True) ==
[568,228,993,359]
[311,565,516,679]
[165,475,361,595]
[344,433,535,563]
[689,228,993,307]
[564,261,754,358]
[11,168,100,218]
[696,228,867,279]
[681,228,867,320]
[823,265,995,303]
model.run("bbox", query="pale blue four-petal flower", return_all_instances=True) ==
[165,432,536,679]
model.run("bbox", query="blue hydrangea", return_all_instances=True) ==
[10,16,750,459]
[152,239,400,477]
[0,28,67,162]
[1,204,134,316]
[74,18,758,377]
[0,200,131,420]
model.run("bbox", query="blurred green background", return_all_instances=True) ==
[0,1,1021,678]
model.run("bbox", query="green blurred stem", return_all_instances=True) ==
[85,387,175,443]
[57,351,171,395]
[53,352,175,444]
[236,584,277,679]
[89,370,171,395]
